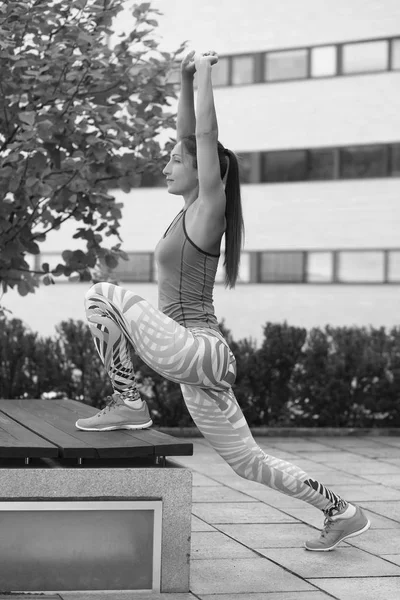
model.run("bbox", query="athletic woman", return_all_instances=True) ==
[76,50,370,551]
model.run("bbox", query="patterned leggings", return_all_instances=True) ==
[85,282,346,513]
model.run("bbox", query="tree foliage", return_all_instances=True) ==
[0,0,182,299]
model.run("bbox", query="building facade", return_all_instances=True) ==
[10,0,400,342]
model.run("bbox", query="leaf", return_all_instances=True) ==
[68,273,81,283]
[18,111,36,126]
[17,280,30,296]
[43,274,55,286]
[42,262,50,273]
[105,254,118,269]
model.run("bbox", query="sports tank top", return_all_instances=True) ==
[154,208,221,331]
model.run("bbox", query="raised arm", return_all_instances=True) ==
[176,50,196,140]
[195,52,225,215]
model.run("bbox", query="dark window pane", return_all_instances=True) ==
[342,40,388,73]
[232,55,254,85]
[112,253,153,282]
[390,144,400,176]
[265,49,308,81]
[238,153,253,183]
[339,145,388,179]
[392,38,400,69]
[308,148,335,180]
[262,150,307,182]
[260,252,304,282]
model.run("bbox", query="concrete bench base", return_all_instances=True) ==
[0,459,192,593]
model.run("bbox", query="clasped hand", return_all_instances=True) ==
[181,50,219,75]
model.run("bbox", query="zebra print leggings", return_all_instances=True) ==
[85,282,346,513]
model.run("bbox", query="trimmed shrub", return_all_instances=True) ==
[0,317,399,427]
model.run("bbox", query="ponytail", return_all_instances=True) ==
[223,148,244,288]
[181,135,244,287]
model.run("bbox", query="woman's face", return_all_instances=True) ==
[163,142,198,196]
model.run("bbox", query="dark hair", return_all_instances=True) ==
[181,134,244,288]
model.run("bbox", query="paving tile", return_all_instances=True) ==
[360,473,400,488]
[308,576,400,600]
[337,461,400,475]
[362,508,400,529]
[345,528,400,554]
[360,501,400,522]
[192,515,217,532]
[60,594,197,600]
[382,554,400,566]
[198,592,332,600]
[243,488,317,509]
[217,523,313,548]
[192,502,297,524]
[322,484,400,501]
[354,447,400,459]
[261,441,334,452]
[192,473,223,487]
[256,546,400,578]
[190,557,314,594]
[191,531,256,559]
[297,451,363,463]
[280,507,329,530]
[192,485,258,503]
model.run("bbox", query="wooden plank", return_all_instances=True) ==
[55,398,194,456]
[0,399,155,459]
[0,411,58,458]
[0,400,98,459]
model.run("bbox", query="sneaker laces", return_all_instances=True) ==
[320,515,335,538]
[97,393,121,416]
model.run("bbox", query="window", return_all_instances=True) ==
[342,40,388,74]
[260,252,304,282]
[388,251,400,282]
[231,55,254,85]
[238,153,253,183]
[237,252,251,283]
[390,144,400,176]
[308,148,336,180]
[262,150,307,182]
[307,252,333,282]
[112,253,153,282]
[311,46,337,77]
[265,48,308,81]
[337,251,384,282]
[391,38,400,69]
[212,56,230,86]
[340,145,388,179]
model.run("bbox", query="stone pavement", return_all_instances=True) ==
[11,434,399,600]
[169,434,400,600]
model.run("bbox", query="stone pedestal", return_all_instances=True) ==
[0,458,192,593]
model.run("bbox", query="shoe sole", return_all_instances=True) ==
[304,519,371,551]
[75,420,153,431]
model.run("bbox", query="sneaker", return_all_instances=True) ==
[75,393,153,431]
[304,504,371,551]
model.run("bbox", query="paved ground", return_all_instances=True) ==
[171,434,400,600]
[7,435,399,600]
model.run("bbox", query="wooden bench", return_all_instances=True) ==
[0,398,194,595]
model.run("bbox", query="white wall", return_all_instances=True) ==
[118,0,400,55]
[215,74,400,151]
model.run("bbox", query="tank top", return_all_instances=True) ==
[154,208,221,331]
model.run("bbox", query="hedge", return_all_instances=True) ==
[1,317,399,427]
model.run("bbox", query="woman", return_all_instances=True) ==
[76,50,370,551]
